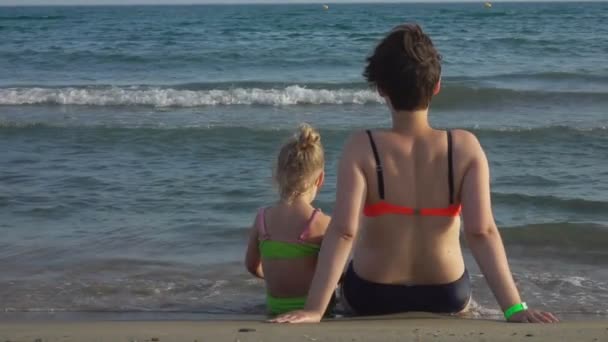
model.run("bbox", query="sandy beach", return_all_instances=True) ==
[1,2,607,338]
[1,315,607,342]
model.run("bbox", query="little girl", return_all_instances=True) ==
[245,123,331,316]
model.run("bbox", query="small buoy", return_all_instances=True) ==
[323,4,329,10]
[484,2,492,8]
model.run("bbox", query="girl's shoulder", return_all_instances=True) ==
[257,204,278,217]
[315,209,331,229]
[255,205,275,229]
[306,209,331,241]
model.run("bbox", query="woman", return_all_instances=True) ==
[271,24,558,323]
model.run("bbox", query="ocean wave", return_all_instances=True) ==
[461,10,515,18]
[494,174,560,187]
[1,121,606,136]
[207,222,608,255]
[1,83,607,108]
[0,15,66,21]
[0,85,381,107]
[474,126,608,145]
[433,86,608,110]
[493,192,608,214]
[452,71,608,84]
[500,222,608,253]
[4,70,608,90]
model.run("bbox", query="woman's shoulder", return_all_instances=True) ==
[450,129,478,142]
[450,129,484,156]
[333,130,374,165]
[341,129,385,155]
[449,129,490,181]
[345,130,374,145]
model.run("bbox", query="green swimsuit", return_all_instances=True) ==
[258,207,321,315]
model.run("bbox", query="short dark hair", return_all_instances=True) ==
[363,24,442,111]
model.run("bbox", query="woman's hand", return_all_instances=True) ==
[507,309,559,323]
[268,310,323,324]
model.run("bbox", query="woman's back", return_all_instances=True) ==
[352,128,469,285]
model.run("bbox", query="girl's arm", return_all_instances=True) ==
[459,131,557,323]
[271,133,367,323]
[245,215,264,279]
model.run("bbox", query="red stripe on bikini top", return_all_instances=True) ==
[363,201,462,217]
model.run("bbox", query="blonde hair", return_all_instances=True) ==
[275,123,325,202]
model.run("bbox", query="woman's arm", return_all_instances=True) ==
[245,215,264,279]
[271,134,367,323]
[459,132,557,323]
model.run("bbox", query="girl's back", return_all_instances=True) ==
[244,123,330,315]
[258,203,330,298]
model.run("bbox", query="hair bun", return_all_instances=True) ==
[296,123,321,150]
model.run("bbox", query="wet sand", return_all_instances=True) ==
[1,314,606,342]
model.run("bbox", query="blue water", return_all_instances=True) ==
[1,3,607,319]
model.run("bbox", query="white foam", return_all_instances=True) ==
[466,298,502,319]
[0,86,383,107]
[562,276,588,287]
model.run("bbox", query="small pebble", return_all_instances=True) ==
[511,333,518,336]
[238,328,256,333]
[151,338,159,342]
[525,333,534,337]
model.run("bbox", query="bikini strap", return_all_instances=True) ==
[298,208,320,242]
[257,207,270,240]
[366,130,385,200]
[447,130,455,204]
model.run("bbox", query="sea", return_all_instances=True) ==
[1,2,607,320]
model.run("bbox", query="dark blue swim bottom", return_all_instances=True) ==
[342,262,471,315]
